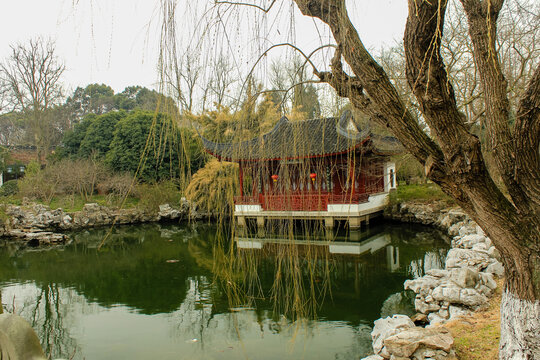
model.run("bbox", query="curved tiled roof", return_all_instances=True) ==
[200,111,402,162]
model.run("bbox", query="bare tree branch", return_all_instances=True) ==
[514,63,540,212]
[294,0,447,181]
[215,0,277,13]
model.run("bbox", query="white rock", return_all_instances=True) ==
[82,203,101,212]
[487,246,501,261]
[476,284,493,297]
[404,276,440,295]
[426,269,450,278]
[459,288,488,307]
[485,261,505,277]
[415,298,441,314]
[360,355,384,360]
[427,312,447,325]
[432,285,461,303]
[449,267,479,288]
[158,204,182,219]
[479,272,498,290]
[371,315,415,357]
[448,222,463,236]
[449,305,471,320]
[475,225,485,236]
[472,243,488,252]
[438,308,449,319]
[459,234,486,249]
[458,223,477,236]
[383,327,454,358]
[445,248,491,271]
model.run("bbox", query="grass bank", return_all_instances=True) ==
[390,183,455,205]
[445,281,502,359]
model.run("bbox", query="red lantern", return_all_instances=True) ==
[310,173,317,182]
[271,174,279,182]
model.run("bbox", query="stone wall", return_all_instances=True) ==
[0,200,196,245]
[361,202,505,360]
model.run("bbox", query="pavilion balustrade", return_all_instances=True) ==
[234,192,369,211]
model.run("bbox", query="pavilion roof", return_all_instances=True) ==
[199,111,402,162]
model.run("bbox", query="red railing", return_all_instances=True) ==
[262,194,329,211]
[234,196,260,205]
[235,192,369,211]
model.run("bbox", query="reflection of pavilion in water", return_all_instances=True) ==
[236,231,401,273]
[232,225,447,324]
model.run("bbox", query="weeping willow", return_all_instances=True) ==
[95,0,399,353]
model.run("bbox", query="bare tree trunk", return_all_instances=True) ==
[293,0,540,357]
[500,290,540,359]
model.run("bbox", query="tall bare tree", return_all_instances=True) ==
[0,38,65,163]
[168,53,202,113]
[207,54,237,109]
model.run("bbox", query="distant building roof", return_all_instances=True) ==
[6,146,38,164]
[200,111,402,162]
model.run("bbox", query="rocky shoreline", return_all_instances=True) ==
[359,202,505,360]
[0,200,199,245]
[1,199,504,359]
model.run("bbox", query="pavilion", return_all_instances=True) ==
[200,111,401,230]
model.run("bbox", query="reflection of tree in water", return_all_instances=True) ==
[168,275,215,349]
[32,283,76,358]
[0,222,449,359]
[9,283,81,359]
[389,224,449,279]
[407,249,448,279]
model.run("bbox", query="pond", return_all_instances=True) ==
[0,222,449,359]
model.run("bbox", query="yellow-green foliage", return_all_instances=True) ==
[187,90,281,143]
[394,153,426,185]
[184,159,238,216]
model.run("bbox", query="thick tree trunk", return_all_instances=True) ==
[292,0,540,358]
[500,290,540,360]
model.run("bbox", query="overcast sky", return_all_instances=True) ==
[0,0,407,95]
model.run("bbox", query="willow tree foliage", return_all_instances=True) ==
[159,0,539,358]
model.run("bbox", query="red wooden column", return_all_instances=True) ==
[349,156,356,196]
[239,162,244,197]
[252,164,258,197]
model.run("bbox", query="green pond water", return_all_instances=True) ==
[0,222,449,359]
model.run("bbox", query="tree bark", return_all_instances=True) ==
[500,289,540,359]
[293,0,540,358]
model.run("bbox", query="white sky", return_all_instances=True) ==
[0,0,407,95]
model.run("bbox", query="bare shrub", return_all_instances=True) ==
[18,158,108,203]
[55,158,107,202]
[18,161,60,203]
[97,172,136,196]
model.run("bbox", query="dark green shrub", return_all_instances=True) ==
[0,180,19,197]
[136,180,182,212]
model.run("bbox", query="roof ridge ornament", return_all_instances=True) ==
[336,110,371,140]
